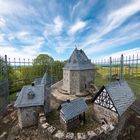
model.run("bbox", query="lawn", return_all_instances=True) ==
[94,66,140,99]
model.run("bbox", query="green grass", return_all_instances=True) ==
[94,66,140,99]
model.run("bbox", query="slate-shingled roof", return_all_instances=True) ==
[104,80,135,116]
[33,71,51,86]
[63,48,93,70]
[60,98,88,121]
[15,85,44,108]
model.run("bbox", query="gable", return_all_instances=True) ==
[94,88,117,113]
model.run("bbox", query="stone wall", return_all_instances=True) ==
[63,69,94,95]
[18,107,40,128]
[44,87,51,114]
[93,104,118,124]
[63,70,70,93]
[39,113,115,140]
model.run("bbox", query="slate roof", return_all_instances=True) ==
[41,71,51,86]
[34,77,42,85]
[14,85,44,108]
[60,97,88,121]
[33,71,51,87]
[63,48,93,70]
[104,80,135,116]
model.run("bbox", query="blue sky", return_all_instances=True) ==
[0,0,140,61]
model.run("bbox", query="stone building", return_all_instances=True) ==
[92,80,135,125]
[15,71,51,128]
[34,71,52,114]
[62,48,94,96]
[59,98,88,131]
[15,84,45,128]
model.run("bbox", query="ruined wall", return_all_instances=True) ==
[93,104,118,124]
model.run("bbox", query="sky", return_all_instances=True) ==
[0,0,140,61]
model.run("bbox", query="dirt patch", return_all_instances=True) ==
[0,104,140,140]
[0,104,39,140]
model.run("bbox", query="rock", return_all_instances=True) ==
[129,125,135,132]
[11,125,20,136]
[101,124,110,134]
[39,113,45,117]
[41,122,50,129]
[87,130,97,140]
[39,116,46,124]
[136,115,140,119]
[53,130,65,139]
[66,132,75,140]
[26,137,31,140]
[0,132,7,140]
[3,118,10,124]
[94,127,104,135]
[47,126,57,135]
[7,134,16,140]
[77,132,87,140]
[108,123,115,131]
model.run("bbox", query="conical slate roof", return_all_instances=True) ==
[63,48,93,70]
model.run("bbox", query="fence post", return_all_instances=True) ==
[5,55,9,103]
[120,54,124,80]
[109,57,112,82]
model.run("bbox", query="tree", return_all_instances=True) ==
[33,54,54,65]
[33,54,54,77]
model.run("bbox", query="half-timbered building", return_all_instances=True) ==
[92,80,135,124]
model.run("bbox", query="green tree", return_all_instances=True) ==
[33,54,54,65]
[33,54,54,77]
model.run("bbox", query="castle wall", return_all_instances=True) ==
[63,69,94,95]
[70,71,80,94]
[63,70,70,93]
[80,70,94,90]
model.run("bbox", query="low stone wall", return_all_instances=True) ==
[38,114,115,140]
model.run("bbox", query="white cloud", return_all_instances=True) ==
[103,48,140,59]
[84,29,140,55]
[0,35,45,60]
[69,20,86,35]
[0,0,36,16]
[44,16,63,38]
[0,17,6,27]
[53,16,63,33]
[81,0,140,49]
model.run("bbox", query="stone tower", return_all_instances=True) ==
[62,48,94,96]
